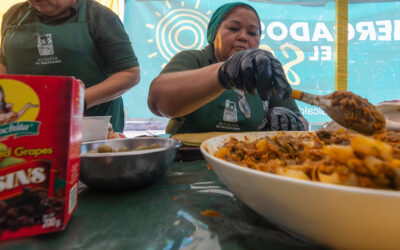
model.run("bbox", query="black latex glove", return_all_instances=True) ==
[258,107,305,131]
[218,48,292,101]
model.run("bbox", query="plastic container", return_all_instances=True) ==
[82,116,111,142]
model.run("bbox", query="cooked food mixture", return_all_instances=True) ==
[97,144,114,153]
[329,91,386,134]
[134,143,160,151]
[215,130,400,190]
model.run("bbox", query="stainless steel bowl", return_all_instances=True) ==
[80,137,181,191]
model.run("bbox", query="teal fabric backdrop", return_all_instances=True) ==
[123,0,400,124]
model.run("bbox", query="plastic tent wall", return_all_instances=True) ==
[1,1,398,124]
[123,0,400,124]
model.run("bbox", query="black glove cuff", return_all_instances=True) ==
[259,107,306,131]
[218,62,233,89]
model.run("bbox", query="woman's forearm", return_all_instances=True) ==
[85,67,140,108]
[0,63,8,74]
[148,63,225,118]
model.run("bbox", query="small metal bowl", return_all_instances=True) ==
[80,137,181,191]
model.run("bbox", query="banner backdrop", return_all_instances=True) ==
[124,0,400,123]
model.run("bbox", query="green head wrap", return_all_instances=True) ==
[207,2,261,44]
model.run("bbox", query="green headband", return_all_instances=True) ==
[207,2,261,44]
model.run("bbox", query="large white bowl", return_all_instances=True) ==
[200,131,400,250]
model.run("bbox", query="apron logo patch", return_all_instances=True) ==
[35,34,61,65]
[223,99,238,123]
[216,99,241,131]
[37,34,54,56]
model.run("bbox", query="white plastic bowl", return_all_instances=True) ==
[82,116,111,142]
[376,100,400,121]
[200,131,400,250]
[377,101,400,131]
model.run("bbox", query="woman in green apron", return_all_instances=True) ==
[0,0,140,132]
[148,2,308,134]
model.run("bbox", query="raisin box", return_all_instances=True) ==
[0,75,83,241]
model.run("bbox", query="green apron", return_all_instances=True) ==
[167,90,265,134]
[2,0,125,132]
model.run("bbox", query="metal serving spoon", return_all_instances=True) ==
[291,89,386,135]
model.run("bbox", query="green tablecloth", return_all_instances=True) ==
[1,161,328,250]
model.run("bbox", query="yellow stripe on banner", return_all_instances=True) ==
[335,0,348,91]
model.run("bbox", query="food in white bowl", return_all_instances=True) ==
[200,131,400,250]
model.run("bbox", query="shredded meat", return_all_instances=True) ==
[329,91,386,133]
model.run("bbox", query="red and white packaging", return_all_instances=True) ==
[0,75,83,241]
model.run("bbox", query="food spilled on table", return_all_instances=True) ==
[215,129,400,190]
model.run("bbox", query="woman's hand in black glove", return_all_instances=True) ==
[218,48,292,101]
[258,107,306,131]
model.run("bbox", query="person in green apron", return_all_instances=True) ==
[0,0,140,132]
[148,2,308,134]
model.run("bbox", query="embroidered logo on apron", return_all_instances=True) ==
[35,33,61,65]
[223,99,238,123]
[37,34,54,56]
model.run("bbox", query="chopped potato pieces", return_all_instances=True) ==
[215,130,400,190]
[323,145,355,164]
[351,134,393,160]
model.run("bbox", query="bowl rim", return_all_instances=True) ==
[376,100,400,105]
[83,115,112,120]
[81,137,182,157]
[200,131,400,197]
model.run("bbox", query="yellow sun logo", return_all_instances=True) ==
[145,0,211,68]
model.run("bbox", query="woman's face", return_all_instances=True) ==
[213,8,260,62]
[28,0,76,17]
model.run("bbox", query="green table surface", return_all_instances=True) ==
[1,160,328,250]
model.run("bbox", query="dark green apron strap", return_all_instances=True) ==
[78,0,87,23]
[75,0,119,128]
[17,9,33,26]
[76,0,109,78]
[1,9,33,56]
